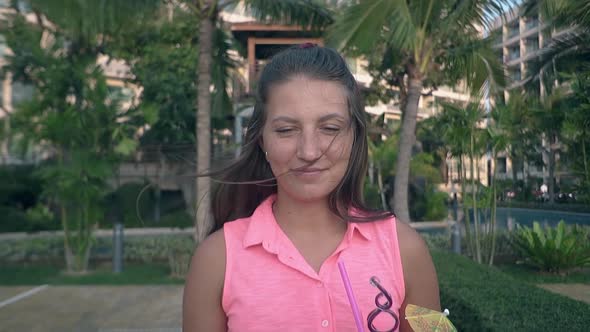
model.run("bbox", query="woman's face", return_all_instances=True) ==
[261,76,354,203]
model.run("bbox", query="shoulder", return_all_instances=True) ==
[395,219,429,257]
[395,219,441,312]
[183,229,227,331]
[187,229,226,290]
[395,219,434,278]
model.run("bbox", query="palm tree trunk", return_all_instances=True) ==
[470,134,481,263]
[460,155,474,257]
[489,150,498,266]
[195,1,215,243]
[583,139,589,183]
[548,134,556,204]
[377,167,387,210]
[393,78,422,223]
[511,157,518,191]
[548,147,555,203]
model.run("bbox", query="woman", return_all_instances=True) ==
[183,45,440,332]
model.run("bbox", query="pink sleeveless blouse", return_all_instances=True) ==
[222,195,405,331]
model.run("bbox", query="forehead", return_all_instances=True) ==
[266,76,349,120]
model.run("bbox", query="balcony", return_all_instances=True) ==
[230,21,323,94]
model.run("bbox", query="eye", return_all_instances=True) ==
[322,126,342,134]
[275,127,296,134]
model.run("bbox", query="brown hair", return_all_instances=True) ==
[210,45,393,232]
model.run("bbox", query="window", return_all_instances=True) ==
[526,38,539,53]
[510,69,521,82]
[525,16,539,30]
[497,157,507,174]
[508,47,520,61]
[507,24,520,39]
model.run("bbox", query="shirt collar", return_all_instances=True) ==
[243,195,373,249]
[242,195,277,249]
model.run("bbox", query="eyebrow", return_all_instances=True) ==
[271,113,348,124]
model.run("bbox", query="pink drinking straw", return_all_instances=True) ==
[337,260,366,332]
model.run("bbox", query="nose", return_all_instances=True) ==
[296,129,322,162]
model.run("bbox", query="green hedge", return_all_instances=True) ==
[0,234,195,264]
[433,250,590,331]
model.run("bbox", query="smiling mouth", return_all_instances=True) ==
[292,168,327,176]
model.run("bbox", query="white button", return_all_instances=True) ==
[321,320,329,327]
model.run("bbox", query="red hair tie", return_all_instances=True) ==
[298,42,316,49]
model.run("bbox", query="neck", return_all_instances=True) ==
[272,193,346,236]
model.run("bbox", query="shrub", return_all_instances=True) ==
[103,182,155,228]
[0,206,30,233]
[432,250,590,331]
[363,181,382,210]
[411,185,448,221]
[0,234,196,277]
[511,220,590,274]
[422,232,452,251]
[0,166,59,233]
[423,189,448,221]
[103,183,190,229]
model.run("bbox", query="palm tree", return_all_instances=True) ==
[439,101,487,262]
[562,74,590,202]
[327,0,507,222]
[492,92,539,190]
[191,0,333,242]
[533,89,567,203]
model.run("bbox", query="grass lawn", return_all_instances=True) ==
[0,263,185,285]
[497,263,590,284]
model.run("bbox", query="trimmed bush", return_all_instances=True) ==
[432,250,590,331]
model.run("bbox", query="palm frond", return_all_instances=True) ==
[524,30,590,85]
[444,35,506,96]
[27,0,161,46]
[439,0,510,36]
[243,0,333,31]
[326,0,415,53]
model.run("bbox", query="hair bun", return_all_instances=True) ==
[298,42,316,49]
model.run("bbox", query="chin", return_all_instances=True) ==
[286,186,335,203]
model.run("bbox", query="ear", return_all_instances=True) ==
[258,137,265,154]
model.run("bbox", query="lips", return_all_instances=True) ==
[292,167,328,176]
[295,168,326,172]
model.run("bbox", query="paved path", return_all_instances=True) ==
[538,283,590,305]
[0,283,588,331]
[0,286,183,332]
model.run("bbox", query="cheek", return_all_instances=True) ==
[263,135,296,165]
[328,133,354,161]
